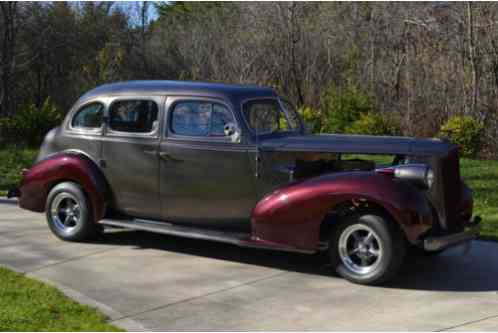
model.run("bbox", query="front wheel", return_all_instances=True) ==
[329,212,406,285]
[46,182,101,242]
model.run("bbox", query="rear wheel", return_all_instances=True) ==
[46,182,101,242]
[329,212,405,285]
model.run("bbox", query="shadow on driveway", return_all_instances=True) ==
[90,229,498,293]
[0,198,18,205]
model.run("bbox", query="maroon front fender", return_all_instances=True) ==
[18,153,109,222]
[252,172,433,251]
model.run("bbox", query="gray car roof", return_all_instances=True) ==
[78,80,278,103]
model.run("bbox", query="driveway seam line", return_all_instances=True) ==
[437,314,498,331]
[110,270,290,323]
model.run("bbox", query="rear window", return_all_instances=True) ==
[72,103,104,129]
[109,100,158,133]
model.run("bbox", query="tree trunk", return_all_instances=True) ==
[0,3,18,117]
[467,2,478,116]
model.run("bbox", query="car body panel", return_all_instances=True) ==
[18,152,108,221]
[259,133,453,156]
[16,80,477,256]
[100,95,164,218]
[102,134,161,218]
[252,172,434,251]
[159,139,258,228]
[158,95,259,227]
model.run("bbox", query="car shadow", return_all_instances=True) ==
[391,243,498,292]
[0,198,18,205]
[90,229,498,293]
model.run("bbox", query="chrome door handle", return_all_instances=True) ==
[158,152,171,159]
[143,150,157,156]
[159,152,181,163]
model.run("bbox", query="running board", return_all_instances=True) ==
[98,218,314,254]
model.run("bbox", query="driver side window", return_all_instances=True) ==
[170,101,236,138]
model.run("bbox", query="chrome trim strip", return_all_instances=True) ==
[163,140,257,153]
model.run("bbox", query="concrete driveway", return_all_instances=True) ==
[1,199,498,331]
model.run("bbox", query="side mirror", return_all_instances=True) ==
[224,122,241,143]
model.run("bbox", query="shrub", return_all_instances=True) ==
[0,98,62,147]
[345,112,401,136]
[438,116,483,158]
[0,147,38,193]
[298,106,322,133]
[320,84,376,134]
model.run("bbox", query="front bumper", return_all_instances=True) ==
[423,216,481,251]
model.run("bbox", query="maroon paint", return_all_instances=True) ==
[18,154,107,222]
[19,153,474,254]
[251,172,436,252]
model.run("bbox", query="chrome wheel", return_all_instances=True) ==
[50,193,81,235]
[338,223,383,275]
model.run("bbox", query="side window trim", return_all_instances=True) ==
[106,97,161,138]
[68,101,105,133]
[166,97,239,143]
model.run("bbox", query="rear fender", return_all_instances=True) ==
[19,152,110,222]
[251,172,433,251]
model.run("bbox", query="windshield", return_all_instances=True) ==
[242,98,302,135]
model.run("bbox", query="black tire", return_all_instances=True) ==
[329,212,406,285]
[45,182,101,242]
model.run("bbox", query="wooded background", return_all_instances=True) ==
[1,2,497,157]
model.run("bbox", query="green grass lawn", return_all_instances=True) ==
[460,158,498,240]
[0,266,122,331]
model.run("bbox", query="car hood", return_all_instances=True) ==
[259,133,454,156]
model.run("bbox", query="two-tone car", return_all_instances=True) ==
[9,80,481,285]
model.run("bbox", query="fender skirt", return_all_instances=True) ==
[251,172,433,252]
[18,153,109,222]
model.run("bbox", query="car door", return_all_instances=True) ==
[102,96,163,219]
[159,97,257,230]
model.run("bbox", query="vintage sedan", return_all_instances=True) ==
[9,80,480,285]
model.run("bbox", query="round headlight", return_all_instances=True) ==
[393,164,434,189]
